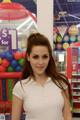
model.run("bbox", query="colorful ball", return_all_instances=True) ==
[6,51,13,61]
[70,36,76,42]
[18,58,25,66]
[56,43,62,49]
[0,65,6,72]
[7,66,14,72]
[1,52,6,59]
[56,34,62,42]
[63,43,69,50]
[14,51,22,60]
[2,59,10,67]
[11,60,18,68]
[22,51,26,58]
[63,35,69,42]
[68,25,79,36]
[15,66,22,72]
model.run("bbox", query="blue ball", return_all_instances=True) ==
[0,52,6,58]
[16,66,22,72]
[11,60,18,68]
[6,51,13,61]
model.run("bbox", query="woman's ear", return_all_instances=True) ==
[27,57,30,61]
[27,55,30,61]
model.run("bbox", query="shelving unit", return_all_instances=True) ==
[66,43,80,116]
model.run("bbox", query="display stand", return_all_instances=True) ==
[66,42,80,117]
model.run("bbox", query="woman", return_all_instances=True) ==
[12,33,72,120]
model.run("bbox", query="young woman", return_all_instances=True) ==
[12,33,72,120]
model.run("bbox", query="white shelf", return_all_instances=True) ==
[72,73,80,76]
[72,94,80,96]
[73,100,80,103]
[72,87,80,90]
[72,81,80,83]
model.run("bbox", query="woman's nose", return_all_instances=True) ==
[38,58,43,64]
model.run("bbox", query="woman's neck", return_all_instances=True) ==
[32,74,48,86]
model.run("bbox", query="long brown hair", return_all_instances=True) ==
[22,33,72,100]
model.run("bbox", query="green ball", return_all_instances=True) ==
[7,66,14,72]
[18,58,25,66]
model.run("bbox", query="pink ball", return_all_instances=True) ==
[2,59,10,67]
[0,65,6,72]
[14,52,22,60]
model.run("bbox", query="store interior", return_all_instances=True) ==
[0,0,80,119]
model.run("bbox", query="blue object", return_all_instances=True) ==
[11,60,18,68]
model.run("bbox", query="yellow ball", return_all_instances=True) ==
[68,25,79,36]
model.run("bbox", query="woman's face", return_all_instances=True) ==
[27,46,50,76]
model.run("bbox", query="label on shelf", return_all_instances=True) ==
[0,114,5,120]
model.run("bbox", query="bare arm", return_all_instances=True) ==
[12,95,23,120]
[62,89,72,120]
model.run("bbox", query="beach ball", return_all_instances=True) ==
[68,25,79,36]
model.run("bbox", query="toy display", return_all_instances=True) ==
[0,0,37,119]
[53,25,79,51]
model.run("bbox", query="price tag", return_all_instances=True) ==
[0,28,18,50]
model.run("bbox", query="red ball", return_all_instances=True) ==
[14,52,22,60]
[22,51,26,58]
[2,59,10,68]
[0,65,6,72]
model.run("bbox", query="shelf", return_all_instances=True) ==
[72,73,80,76]
[72,81,80,83]
[72,87,80,90]
[73,110,80,113]
[73,100,80,103]
[72,94,80,96]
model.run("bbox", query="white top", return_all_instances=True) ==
[13,77,66,120]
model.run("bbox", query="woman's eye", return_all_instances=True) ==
[43,55,49,59]
[32,55,39,59]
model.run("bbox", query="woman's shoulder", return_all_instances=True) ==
[14,77,30,87]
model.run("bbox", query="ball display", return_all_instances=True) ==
[68,25,79,36]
